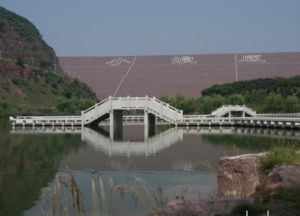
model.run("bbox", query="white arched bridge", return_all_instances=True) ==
[10,96,300,138]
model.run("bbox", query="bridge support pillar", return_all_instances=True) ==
[144,111,156,139]
[109,110,123,140]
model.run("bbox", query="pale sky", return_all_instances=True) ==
[1,0,300,56]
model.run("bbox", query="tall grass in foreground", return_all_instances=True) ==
[260,145,300,173]
[38,170,169,216]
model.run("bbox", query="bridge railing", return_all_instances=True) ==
[13,116,81,122]
[256,113,300,118]
[153,97,182,114]
[147,98,182,123]
[112,97,148,110]
[82,97,110,114]
[211,105,226,115]
[11,116,82,125]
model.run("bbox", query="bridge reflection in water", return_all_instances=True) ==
[11,126,300,157]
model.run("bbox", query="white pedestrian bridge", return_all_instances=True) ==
[10,96,300,135]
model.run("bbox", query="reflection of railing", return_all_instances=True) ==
[10,126,300,159]
[10,126,82,134]
[82,127,184,157]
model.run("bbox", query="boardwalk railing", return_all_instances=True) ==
[9,116,82,126]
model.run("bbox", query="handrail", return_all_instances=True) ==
[256,113,300,118]
[153,98,181,114]
[211,105,225,114]
[96,97,109,106]
[82,97,110,113]
[211,105,256,116]
[15,116,81,119]
[178,116,300,122]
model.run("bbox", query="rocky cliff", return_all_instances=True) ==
[0,6,97,115]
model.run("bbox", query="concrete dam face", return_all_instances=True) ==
[59,52,300,100]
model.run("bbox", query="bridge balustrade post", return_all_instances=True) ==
[109,111,114,140]
[109,96,112,111]
[81,111,84,128]
[127,95,130,110]
[95,103,98,117]
[145,95,148,110]
[144,110,149,140]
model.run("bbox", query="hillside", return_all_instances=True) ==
[0,6,97,115]
[0,6,62,73]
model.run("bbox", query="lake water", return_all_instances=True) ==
[1,118,300,216]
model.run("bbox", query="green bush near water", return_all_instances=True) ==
[260,145,300,173]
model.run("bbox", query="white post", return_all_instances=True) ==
[144,110,149,140]
[109,96,112,111]
[145,95,148,110]
[81,111,84,127]
[127,95,130,110]
[94,103,98,117]
[109,111,114,140]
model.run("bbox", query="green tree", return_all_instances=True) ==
[264,93,284,112]
[56,97,75,114]
[198,95,225,114]
[284,96,300,113]
[228,94,245,105]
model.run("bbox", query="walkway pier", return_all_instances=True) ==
[9,96,300,139]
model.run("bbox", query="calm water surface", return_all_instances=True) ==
[1,119,300,216]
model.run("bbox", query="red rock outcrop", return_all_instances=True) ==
[265,164,300,193]
[218,153,264,197]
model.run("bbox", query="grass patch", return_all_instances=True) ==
[231,201,267,216]
[275,186,300,207]
[260,145,300,173]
